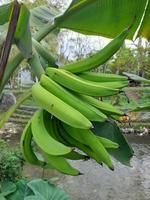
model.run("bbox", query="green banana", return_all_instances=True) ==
[31,110,72,156]
[61,28,129,73]
[40,74,107,121]
[52,117,89,160]
[65,150,89,160]
[78,94,124,116]
[63,124,114,170]
[45,153,81,176]
[85,80,129,89]
[79,72,129,89]
[78,72,128,82]
[97,136,119,149]
[32,83,92,129]
[46,68,119,97]
[42,110,69,147]
[20,119,46,167]
[59,122,103,164]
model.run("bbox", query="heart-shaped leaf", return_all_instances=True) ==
[27,179,71,200]
[7,179,32,200]
[0,181,16,197]
[0,194,6,200]
[25,193,45,200]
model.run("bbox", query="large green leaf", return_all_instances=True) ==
[7,179,32,200]
[55,0,148,39]
[137,0,150,40]
[14,4,32,58]
[25,194,45,200]
[0,181,16,197]
[0,3,13,25]
[123,72,150,84]
[0,194,6,200]
[27,179,71,200]
[92,121,134,166]
[0,89,31,129]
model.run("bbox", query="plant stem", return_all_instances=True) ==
[0,23,57,93]
[33,39,57,67]
[0,0,21,86]
[28,50,45,79]
[34,23,57,41]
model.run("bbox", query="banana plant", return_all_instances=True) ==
[0,0,149,175]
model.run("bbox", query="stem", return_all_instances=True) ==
[33,39,57,67]
[34,23,57,42]
[0,23,57,93]
[0,1,21,86]
[28,50,45,79]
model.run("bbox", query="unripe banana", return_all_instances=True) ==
[78,72,128,82]
[45,153,81,176]
[63,123,114,170]
[46,68,119,97]
[64,151,90,160]
[20,119,46,167]
[40,74,107,121]
[78,94,124,116]
[78,75,129,89]
[97,136,119,149]
[42,110,70,147]
[31,110,72,156]
[32,83,92,129]
[41,111,87,160]
[59,122,102,164]
[61,28,129,73]
[92,81,129,90]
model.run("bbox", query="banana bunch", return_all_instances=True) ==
[21,28,130,175]
[21,109,119,175]
[21,68,129,175]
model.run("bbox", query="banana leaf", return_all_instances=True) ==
[30,6,59,29]
[123,72,150,84]
[0,2,13,25]
[55,0,149,40]
[14,5,32,58]
[92,121,134,166]
[137,0,150,40]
